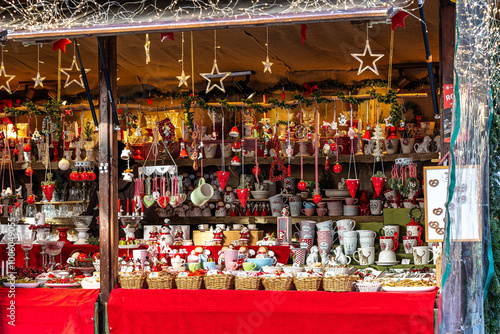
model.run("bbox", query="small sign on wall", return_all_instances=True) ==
[443,84,453,109]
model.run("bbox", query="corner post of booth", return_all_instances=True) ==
[98,36,119,328]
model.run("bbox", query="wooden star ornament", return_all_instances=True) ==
[0,62,15,94]
[200,59,230,93]
[351,40,384,75]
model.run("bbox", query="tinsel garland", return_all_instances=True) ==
[486,111,500,333]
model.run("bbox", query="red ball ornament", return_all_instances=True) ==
[330,142,337,152]
[313,194,322,203]
[80,171,89,181]
[69,170,80,181]
[333,163,342,174]
[23,144,31,152]
[88,171,96,181]
[27,195,35,205]
[25,167,33,177]
[252,166,261,176]
[297,180,307,191]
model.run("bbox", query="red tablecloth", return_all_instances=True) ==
[107,288,437,334]
[0,287,98,334]
[0,244,291,270]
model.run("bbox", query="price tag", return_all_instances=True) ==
[178,272,189,277]
[296,272,309,279]
[207,270,219,276]
[237,271,248,277]
[149,272,159,278]
[402,259,411,265]
[325,272,336,277]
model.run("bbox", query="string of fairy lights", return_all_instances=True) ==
[0,0,414,32]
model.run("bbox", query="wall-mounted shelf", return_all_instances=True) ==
[0,217,74,225]
[161,215,384,225]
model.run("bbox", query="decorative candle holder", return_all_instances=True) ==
[72,216,93,244]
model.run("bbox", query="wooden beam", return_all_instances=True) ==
[98,36,118,331]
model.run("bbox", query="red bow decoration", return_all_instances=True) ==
[391,11,410,31]
[53,38,72,53]
[161,32,175,42]
[303,83,318,96]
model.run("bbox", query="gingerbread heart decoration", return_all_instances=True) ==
[143,195,155,208]
[158,196,168,208]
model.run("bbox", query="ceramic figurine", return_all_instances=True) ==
[173,226,184,245]
[143,257,151,273]
[364,141,374,155]
[414,136,432,153]
[306,246,320,265]
[120,257,127,272]
[212,226,224,245]
[149,226,159,242]
[434,136,441,153]
[338,178,347,190]
[239,226,250,244]
[126,259,135,273]
[124,224,136,241]
[134,258,142,272]
[333,245,351,265]
[320,251,330,266]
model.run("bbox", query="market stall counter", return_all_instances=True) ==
[0,287,98,334]
[107,288,437,334]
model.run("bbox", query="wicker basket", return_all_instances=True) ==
[323,275,358,292]
[294,276,323,291]
[235,276,263,290]
[175,275,204,290]
[204,274,235,290]
[356,282,383,292]
[119,274,147,289]
[262,276,293,291]
[147,275,176,289]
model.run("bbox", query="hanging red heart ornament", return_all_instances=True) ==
[345,179,360,199]
[297,180,307,191]
[371,176,386,197]
[158,196,168,208]
[236,188,251,208]
[217,171,230,191]
[333,163,342,174]
[41,184,55,202]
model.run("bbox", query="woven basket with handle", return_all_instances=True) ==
[323,275,358,292]
[204,274,234,290]
[235,276,263,290]
[175,275,204,290]
[294,276,323,291]
[147,274,176,289]
[119,274,147,289]
[262,276,293,291]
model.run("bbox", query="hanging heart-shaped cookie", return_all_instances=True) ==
[158,196,168,208]
[143,195,155,208]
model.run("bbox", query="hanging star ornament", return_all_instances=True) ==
[351,40,384,75]
[60,56,89,88]
[0,62,15,94]
[177,70,190,88]
[200,59,230,93]
[52,39,72,53]
[391,11,410,31]
[32,72,45,88]
[262,56,273,73]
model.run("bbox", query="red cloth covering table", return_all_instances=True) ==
[107,288,437,334]
[0,244,291,270]
[0,287,98,334]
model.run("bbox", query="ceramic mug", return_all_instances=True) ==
[302,208,315,216]
[224,250,239,264]
[290,248,307,266]
[248,223,257,230]
[198,224,209,230]
[316,208,327,216]
[295,220,316,233]
[380,225,400,239]
[353,247,375,265]
[242,262,257,271]
[191,177,214,207]
[335,219,356,245]
[369,199,383,215]
[316,202,327,208]
[216,224,226,230]
[316,220,334,231]
[233,224,242,230]
[226,261,238,271]
[317,230,333,253]
[327,201,343,216]
[299,238,314,252]
[203,262,216,270]
[407,225,423,238]
[342,231,358,255]
[269,194,284,217]
[345,197,358,205]
[343,205,359,216]
[188,263,201,272]
[378,250,397,262]
[383,189,397,202]
[380,236,398,251]
[403,236,418,254]
[357,230,376,248]
[283,177,297,195]
[303,202,316,209]
[289,201,302,217]
[294,230,314,240]
[413,246,434,265]
[402,200,416,209]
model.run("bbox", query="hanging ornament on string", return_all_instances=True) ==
[144,34,151,64]
[346,103,359,198]
[52,39,71,53]
[391,11,410,31]
[0,46,15,94]
[262,26,273,73]
[371,103,385,162]
[60,43,89,88]
[200,31,230,93]
[177,32,190,88]
[312,102,322,204]
[32,45,46,88]
[160,32,175,42]
[351,25,384,76]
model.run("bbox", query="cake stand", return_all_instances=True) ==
[72,216,93,244]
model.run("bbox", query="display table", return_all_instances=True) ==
[0,288,98,334]
[0,244,291,270]
[107,288,438,334]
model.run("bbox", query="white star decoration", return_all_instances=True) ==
[177,70,190,88]
[351,40,384,75]
[262,56,273,73]
[200,59,230,93]
[32,72,46,88]
[60,56,89,88]
[0,62,15,94]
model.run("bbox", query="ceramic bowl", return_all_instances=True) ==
[251,190,270,200]
[282,266,304,275]
[246,258,275,270]
[324,189,351,198]
[262,266,283,274]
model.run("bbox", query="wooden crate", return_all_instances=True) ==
[193,230,263,246]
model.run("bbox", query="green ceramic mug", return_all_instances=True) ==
[190,178,214,207]
[188,262,201,272]
[242,262,257,271]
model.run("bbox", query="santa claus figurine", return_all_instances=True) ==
[256,246,270,259]
[149,226,159,242]
[173,226,184,245]
[212,226,224,245]
[239,226,250,245]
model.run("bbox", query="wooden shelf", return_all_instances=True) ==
[9,153,438,170]
[162,215,384,225]
[0,217,74,225]
[33,201,85,205]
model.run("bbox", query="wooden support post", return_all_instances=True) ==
[439,0,455,155]
[98,36,118,331]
